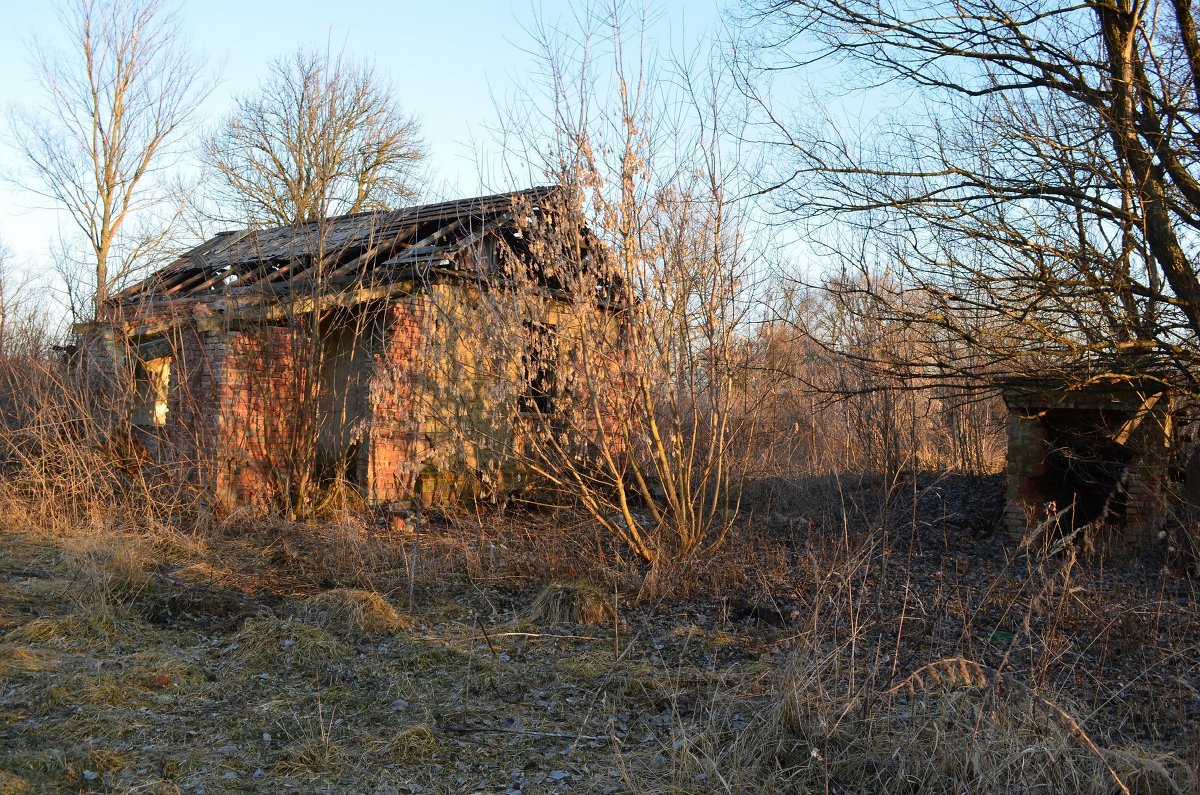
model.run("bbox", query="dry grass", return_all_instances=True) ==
[626,669,1196,795]
[526,580,616,625]
[61,536,155,609]
[296,587,414,638]
[366,723,439,763]
[166,561,230,587]
[224,616,349,672]
[0,644,61,677]
[767,656,1196,795]
[2,610,129,647]
[0,771,30,795]
[0,466,1196,793]
[277,707,350,776]
[279,736,349,773]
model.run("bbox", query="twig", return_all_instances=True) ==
[475,614,498,658]
[484,631,605,641]
[413,631,607,644]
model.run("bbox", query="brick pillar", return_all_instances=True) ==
[365,297,427,504]
[1121,405,1172,545]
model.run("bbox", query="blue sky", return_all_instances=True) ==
[0,0,725,291]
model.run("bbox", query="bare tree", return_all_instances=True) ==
[10,0,210,321]
[202,47,427,227]
[738,0,1200,395]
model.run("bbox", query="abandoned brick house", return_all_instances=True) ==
[82,187,624,511]
[1002,376,1176,548]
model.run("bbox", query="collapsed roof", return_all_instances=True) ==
[112,186,612,309]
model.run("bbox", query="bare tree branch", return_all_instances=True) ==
[202,46,427,227]
[9,0,212,320]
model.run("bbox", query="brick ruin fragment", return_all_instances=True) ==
[1002,378,1174,548]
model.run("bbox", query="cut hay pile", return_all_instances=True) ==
[224,616,349,672]
[367,724,439,763]
[2,611,126,646]
[0,644,61,677]
[0,770,30,795]
[279,735,350,774]
[525,581,615,626]
[296,588,413,638]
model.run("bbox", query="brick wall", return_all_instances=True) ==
[152,323,306,512]
[215,326,305,509]
[1003,394,1172,548]
[362,297,428,503]
[118,301,430,513]
[108,281,622,513]
[1002,414,1047,538]
[157,323,216,487]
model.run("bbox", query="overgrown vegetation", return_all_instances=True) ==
[0,470,1197,793]
[1,0,1199,792]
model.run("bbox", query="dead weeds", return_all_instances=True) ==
[0,491,1197,793]
[526,580,616,626]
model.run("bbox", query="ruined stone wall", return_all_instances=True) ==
[123,305,421,513]
[1003,388,1172,549]
[411,280,629,504]
[148,323,304,512]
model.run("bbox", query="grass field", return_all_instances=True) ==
[0,479,1197,793]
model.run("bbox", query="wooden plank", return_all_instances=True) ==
[1113,391,1164,446]
[165,267,219,296]
[134,336,175,361]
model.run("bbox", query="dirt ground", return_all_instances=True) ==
[1,475,1198,793]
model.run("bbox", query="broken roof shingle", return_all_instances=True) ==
[115,186,556,303]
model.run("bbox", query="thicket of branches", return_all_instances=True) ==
[7,0,1189,566]
[740,0,1200,397]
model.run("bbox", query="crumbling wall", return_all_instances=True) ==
[103,278,626,512]
[149,322,304,512]
[413,280,630,505]
[1003,384,1172,548]
[214,326,303,509]
[154,323,218,488]
[362,297,428,503]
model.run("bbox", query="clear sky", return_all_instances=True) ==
[0,0,725,295]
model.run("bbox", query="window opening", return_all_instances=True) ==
[133,357,171,427]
